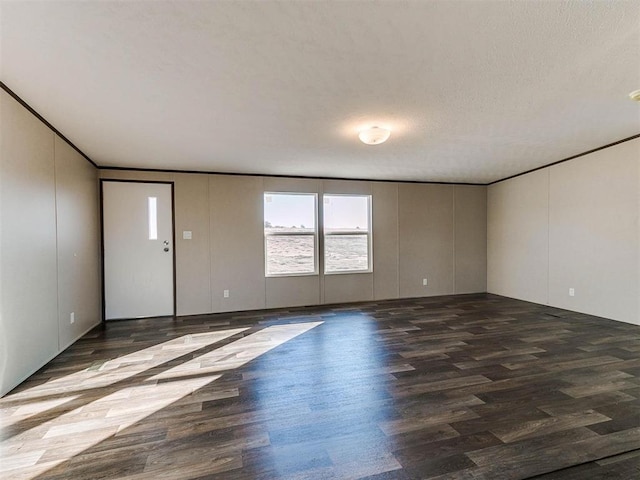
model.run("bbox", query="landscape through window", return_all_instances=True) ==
[264,193,317,276]
[324,194,371,273]
[264,192,372,276]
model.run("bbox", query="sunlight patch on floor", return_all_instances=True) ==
[0,322,323,479]
[0,328,248,434]
[152,322,324,380]
[3,328,248,407]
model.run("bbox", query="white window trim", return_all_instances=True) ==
[323,194,373,275]
[264,192,319,277]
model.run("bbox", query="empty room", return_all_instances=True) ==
[1,1,639,479]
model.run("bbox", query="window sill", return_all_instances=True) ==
[265,272,319,278]
[324,269,373,276]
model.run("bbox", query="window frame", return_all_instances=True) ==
[322,193,373,275]
[263,192,319,278]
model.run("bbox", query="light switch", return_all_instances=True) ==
[182,231,192,240]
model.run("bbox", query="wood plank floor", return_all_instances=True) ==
[1,293,639,479]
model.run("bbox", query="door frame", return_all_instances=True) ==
[100,179,177,322]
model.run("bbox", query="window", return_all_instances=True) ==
[323,194,372,274]
[147,197,158,240]
[264,193,318,276]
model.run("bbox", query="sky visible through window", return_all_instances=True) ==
[324,195,369,231]
[264,193,368,230]
[264,193,315,229]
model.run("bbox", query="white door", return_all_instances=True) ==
[103,181,174,320]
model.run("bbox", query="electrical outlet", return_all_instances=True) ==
[70,312,75,324]
[223,289,229,298]
[422,278,428,286]
[569,288,575,297]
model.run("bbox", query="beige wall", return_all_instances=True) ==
[174,174,211,316]
[399,184,455,297]
[488,138,640,325]
[100,170,488,315]
[455,186,488,294]
[487,170,550,305]
[0,90,101,396]
[372,182,400,300]
[396,184,487,298]
[210,175,266,312]
[54,137,101,349]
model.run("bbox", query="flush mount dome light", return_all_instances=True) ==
[358,126,391,145]
[629,90,640,102]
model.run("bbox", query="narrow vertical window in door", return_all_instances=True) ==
[148,197,158,240]
[103,182,174,320]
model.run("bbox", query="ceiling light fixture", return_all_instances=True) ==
[629,90,640,102]
[358,126,391,145]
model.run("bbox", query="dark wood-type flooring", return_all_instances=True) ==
[2,294,640,479]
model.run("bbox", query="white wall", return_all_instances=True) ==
[101,169,488,315]
[488,138,640,325]
[0,90,101,396]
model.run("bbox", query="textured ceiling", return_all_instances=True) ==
[1,1,639,183]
